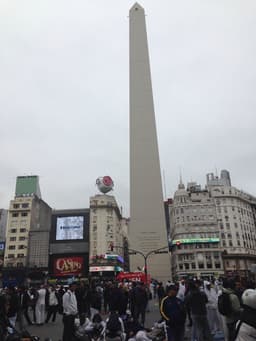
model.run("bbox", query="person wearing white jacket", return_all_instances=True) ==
[35,284,47,325]
[204,282,222,334]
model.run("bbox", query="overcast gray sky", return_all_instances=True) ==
[1,0,256,216]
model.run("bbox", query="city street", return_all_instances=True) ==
[24,299,162,341]
[23,299,225,341]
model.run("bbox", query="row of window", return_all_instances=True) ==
[11,212,28,217]
[6,254,25,258]
[9,228,27,233]
[9,236,26,241]
[13,203,29,209]
[178,262,221,270]
[8,245,26,250]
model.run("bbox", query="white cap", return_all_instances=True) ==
[242,289,256,309]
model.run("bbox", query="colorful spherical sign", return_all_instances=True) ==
[96,176,114,193]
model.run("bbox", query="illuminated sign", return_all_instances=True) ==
[54,256,83,276]
[171,238,219,245]
[89,266,123,272]
[90,266,115,272]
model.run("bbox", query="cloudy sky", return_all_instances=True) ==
[1,0,256,216]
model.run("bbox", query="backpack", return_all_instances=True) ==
[106,312,121,333]
[218,292,231,316]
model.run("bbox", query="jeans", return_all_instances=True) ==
[191,314,213,341]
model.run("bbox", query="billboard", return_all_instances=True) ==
[54,256,83,276]
[56,216,84,240]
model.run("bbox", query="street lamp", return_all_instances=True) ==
[113,245,169,284]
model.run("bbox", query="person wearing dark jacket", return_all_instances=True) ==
[17,286,33,329]
[185,280,212,341]
[134,282,148,326]
[160,283,186,341]
[7,286,20,329]
[0,295,10,340]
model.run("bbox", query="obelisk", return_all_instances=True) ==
[129,3,171,281]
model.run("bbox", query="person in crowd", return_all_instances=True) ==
[185,280,212,341]
[29,286,38,324]
[160,283,186,341]
[103,282,111,314]
[0,294,10,340]
[62,282,78,341]
[219,279,241,341]
[134,282,148,327]
[45,285,59,323]
[17,286,33,329]
[118,283,129,317]
[235,288,256,341]
[157,282,165,305]
[6,286,19,329]
[89,285,102,318]
[177,280,186,302]
[35,284,47,325]
[204,281,222,334]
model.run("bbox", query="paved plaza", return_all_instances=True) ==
[23,299,225,341]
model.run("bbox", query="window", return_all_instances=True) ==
[198,263,204,269]
[13,204,20,209]
[17,254,24,258]
[10,229,17,233]
[226,223,230,229]
[22,203,29,208]
[21,212,28,217]
[191,263,196,269]
[8,254,15,258]
[10,237,16,241]
[19,237,26,241]
[12,213,18,217]
[229,240,233,247]
[185,263,189,270]
[20,228,26,233]
[8,245,16,250]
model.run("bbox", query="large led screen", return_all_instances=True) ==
[56,216,84,240]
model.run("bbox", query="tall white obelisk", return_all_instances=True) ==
[129,3,171,281]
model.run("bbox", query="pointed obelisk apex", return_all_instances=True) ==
[129,4,171,281]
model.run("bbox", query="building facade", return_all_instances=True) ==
[4,176,51,269]
[89,194,125,276]
[170,180,223,279]
[49,209,90,281]
[170,170,256,280]
[0,209,7,242]
[207,171,256,278]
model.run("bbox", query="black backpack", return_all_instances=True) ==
[106,312,121,333]
[218,292,231,316]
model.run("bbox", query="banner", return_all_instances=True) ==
[53,256,83,276]
[116,272,150,284]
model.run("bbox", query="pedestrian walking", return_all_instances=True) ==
[160,283,186,341]
[45,285,59,323]
[62,282,78,341]
[185,280,213,341]
[35,284,47,325]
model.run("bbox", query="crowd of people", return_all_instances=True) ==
[0,276,255,341]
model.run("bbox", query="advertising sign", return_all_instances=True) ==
[116,272,151,284]
[54,256,83,276]
[0,242,5,255]
[56,216,84,240]
[171,237,219,245]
